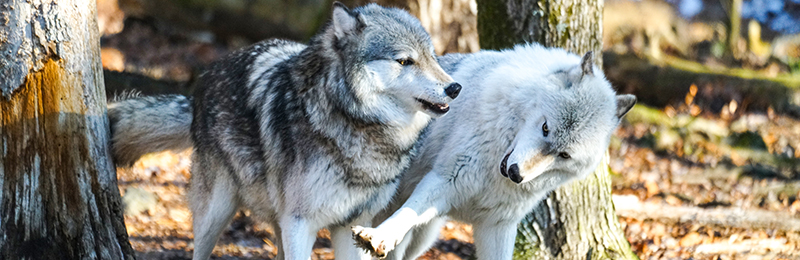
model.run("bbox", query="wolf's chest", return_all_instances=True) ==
[328,136,415,185]
[307,175,399,225]
[452,183,542,224]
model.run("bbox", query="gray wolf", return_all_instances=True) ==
[352,44,636,260]
[108,3,461,260]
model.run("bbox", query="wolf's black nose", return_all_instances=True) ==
[445,83,461,99]
[507,164,522,183]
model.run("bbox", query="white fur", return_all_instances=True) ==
[353,44,635,260]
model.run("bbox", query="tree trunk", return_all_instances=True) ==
[475,1,636,259]
[0,0,136,259]
[514,156,637,260]
[727,0,743,59]
[405,0,480,54]
[477,0,603,66]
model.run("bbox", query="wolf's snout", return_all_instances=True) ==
[501,150,523,183]
[507,164,522,183]
[445,83,462,99]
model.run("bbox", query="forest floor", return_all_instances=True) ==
[107,17,800,260]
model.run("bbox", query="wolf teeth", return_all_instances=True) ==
[416,98,450,114]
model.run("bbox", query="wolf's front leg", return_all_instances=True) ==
[279,215,317,260]
[473,221,517,260]
[352,173,452,258]
[331,221,372,260]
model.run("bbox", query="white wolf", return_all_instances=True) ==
[352,44,636,260]
[108,3,462,260]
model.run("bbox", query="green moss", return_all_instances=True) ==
[624,104,671,126]
[662,55,800,89]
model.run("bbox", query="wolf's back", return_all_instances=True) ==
[108,95,193,166]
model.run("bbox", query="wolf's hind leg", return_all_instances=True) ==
[352,172,452,258]
[189,165,240,260]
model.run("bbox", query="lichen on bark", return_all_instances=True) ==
[476,0,603,66]
[0,0,71,100]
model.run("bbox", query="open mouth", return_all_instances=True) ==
[500,150,512,177]
[416,98,450,114]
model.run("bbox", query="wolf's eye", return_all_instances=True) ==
[542,121,549,137]
[558,152,571,159]
[396,58,414,66]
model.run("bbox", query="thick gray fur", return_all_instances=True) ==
[107,3,459,260]
[352,44,636,260]
[108,94,193,166]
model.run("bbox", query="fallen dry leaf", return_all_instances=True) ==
[680,232,703,247]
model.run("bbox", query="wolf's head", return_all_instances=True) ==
[498,51,635,188]
[323,3,460,121]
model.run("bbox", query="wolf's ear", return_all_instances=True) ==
[332,2,365,39]
[615,94,636,119]
[580,51,594,77]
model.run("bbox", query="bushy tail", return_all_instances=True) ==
[108,94,193,166]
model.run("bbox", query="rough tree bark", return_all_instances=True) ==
[475,1,637,259]
[477,0,603,66]
[0,0,136,259]
[405,0,480,54]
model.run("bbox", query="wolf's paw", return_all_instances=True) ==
[351,226,396,259]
